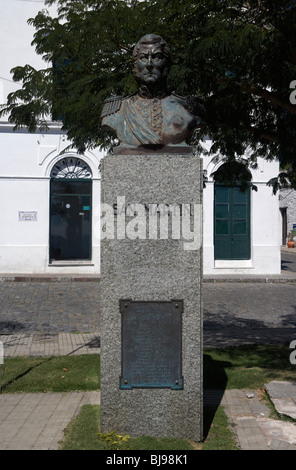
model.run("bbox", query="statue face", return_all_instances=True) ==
[136,43,166,86]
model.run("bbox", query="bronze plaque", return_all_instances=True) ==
[119,300,183,390]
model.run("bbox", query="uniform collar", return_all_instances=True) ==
[138,84,169,99]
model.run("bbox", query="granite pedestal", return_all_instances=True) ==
[100,151,203,441]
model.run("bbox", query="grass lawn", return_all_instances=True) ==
[0,354,100,393]
[204,343,295,389]
[1,343,293,394]
[58,403,238,450]
[0,343,294,450]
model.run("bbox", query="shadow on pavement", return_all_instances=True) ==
[0,321,27,334]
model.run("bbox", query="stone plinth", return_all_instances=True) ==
[100,152,203,441]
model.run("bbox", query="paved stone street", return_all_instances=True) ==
[0,281,100,334]
[0,279,295,348]
[203,281,296,347]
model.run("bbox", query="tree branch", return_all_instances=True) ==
[217,77,296,114]
[244,126,278,143]
[236,82,296,115]
[215,120,278,144]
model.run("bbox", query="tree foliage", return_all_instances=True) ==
[1,0,296,190]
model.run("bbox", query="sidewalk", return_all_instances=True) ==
[1,271,296,282]
[0,391,100,450]
[281,246,296,254]
[206,387,296,450]
[1,384,295,450]
[0,332,100,357]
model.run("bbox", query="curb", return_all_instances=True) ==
[203,274,296,283]
[1,274,296,283]
[0,275,100,283]
[0,248,295,283]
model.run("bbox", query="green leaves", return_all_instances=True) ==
[2,0,296,189]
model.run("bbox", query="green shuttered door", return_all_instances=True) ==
[214,185,251,260]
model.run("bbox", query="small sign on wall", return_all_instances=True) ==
[18,211,38,221]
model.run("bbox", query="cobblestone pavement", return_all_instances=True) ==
[0,281,100,334]
[203,281,296,347]
[0,279,295,347]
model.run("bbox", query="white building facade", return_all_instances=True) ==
[0,0,281,276]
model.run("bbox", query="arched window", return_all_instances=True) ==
[50,157,92,261]
[50,156,92,179]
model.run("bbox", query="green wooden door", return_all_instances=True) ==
[214,185,251,260]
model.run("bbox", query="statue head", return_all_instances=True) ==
[133,34,171,89]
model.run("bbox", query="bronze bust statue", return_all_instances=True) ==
[101,34,206,153]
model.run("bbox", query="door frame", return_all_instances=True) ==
[49,178,93,261]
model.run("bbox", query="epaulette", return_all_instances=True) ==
[171,92,186,100]
[101,96,122,118]
[172,92,206,121]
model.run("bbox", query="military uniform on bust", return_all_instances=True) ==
[100,34,206,153]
